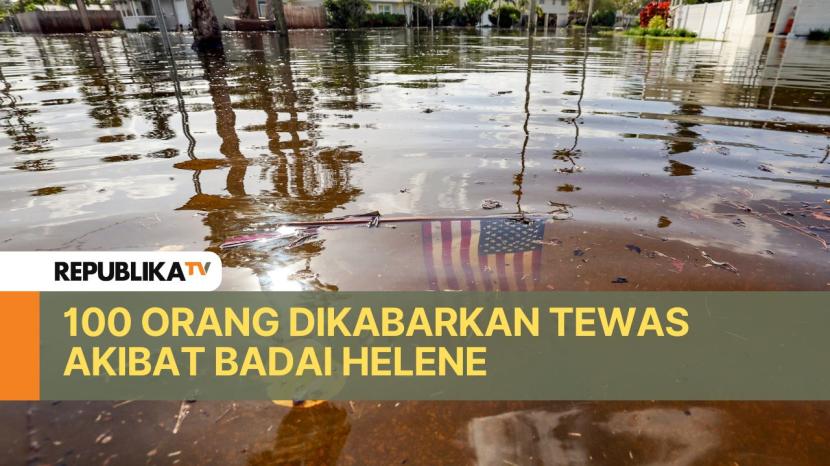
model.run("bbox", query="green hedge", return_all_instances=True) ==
[363,12,407,27]
[625,26,697,38]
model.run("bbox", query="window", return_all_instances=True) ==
[748,0,776,14]
[378,4,392,13]
[561,0,567,6]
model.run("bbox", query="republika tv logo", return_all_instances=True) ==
[0,252,222,291]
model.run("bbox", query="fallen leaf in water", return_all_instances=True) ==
[612,276,628,284]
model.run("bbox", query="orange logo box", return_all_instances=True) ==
[0,292,39,400]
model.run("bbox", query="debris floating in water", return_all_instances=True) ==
[701,251,739,274]
[481,199,502,210]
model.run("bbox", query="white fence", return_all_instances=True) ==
[673,1,731,40]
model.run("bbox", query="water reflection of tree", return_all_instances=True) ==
[553,27,589,175]
[0,38,53,155]
[666,103,703,155]
[0,66,52,156]
[68,36,131,129]
[247,403,350,465]
[121,35,177,141]
[316,31,373,110]
[174,36,364,286]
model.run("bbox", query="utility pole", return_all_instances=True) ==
[585,0,594,30]
[75,0,91,32]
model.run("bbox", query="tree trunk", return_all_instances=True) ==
[190,0,223,50]
[234,0,259,19]
[268,0,288,35]
[75,0,91,32]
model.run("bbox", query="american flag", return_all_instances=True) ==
[421,218,546,291]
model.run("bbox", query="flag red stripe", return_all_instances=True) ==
[514,251,526,291]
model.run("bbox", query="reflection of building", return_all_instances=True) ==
[671,0,830,40]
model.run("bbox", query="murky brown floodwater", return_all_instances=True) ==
[1,29,830,464]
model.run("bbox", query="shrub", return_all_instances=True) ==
[807,29,830,41]
[363,12,406,27]
[436,1,464,26]
[462,0,490,26]
[647,15,665,29]
[324,0,370,28]
[488,3,520,28]
[592,9,616,27]
[625,26,696,38]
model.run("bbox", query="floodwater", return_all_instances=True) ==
[2,29,830,464]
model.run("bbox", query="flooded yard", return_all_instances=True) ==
[2,28,830,464]
[1,29,829,290]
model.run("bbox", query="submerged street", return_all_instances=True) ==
[1,27,830,464]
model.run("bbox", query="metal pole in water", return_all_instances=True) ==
[151,0,173,54]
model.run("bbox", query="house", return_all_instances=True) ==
[537,0,569,27]
[368,0,411,16]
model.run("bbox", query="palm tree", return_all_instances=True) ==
[190,0,223,50]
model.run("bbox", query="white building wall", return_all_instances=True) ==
[724,0,774,40]
[674,0,780,41]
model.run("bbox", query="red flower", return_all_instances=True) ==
[639,0,671,27]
